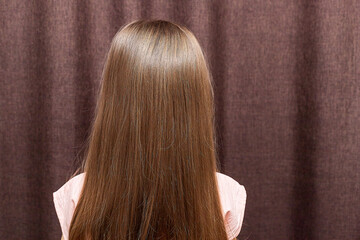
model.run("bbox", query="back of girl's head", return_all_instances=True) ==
[69,19,228,240]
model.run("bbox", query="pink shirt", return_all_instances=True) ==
[53,172,246,240]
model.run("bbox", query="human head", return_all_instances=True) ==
[70,19,227,240]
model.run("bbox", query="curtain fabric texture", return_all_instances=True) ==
[1,1,359,239]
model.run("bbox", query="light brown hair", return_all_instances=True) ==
[69,19,227,240]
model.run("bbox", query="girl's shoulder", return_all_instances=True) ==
[53,172,85,208]
[53,173,85,240]
[215,172,247,240]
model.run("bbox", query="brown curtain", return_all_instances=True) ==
[1,0,359,239]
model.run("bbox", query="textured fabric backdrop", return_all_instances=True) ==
[1,0,359,239]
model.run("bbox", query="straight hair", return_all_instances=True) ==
[69,19,228,240]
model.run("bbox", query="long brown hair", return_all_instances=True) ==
[69,19,227,240]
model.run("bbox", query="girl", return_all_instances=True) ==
[53,19,246,240]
